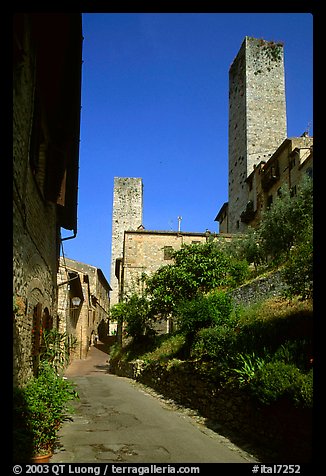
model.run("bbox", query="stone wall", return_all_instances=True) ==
[228,269,287,308]
[13,17,59,385]
[57,257,111,361]
[110,177,143,305]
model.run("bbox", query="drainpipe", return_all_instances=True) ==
[61,229,77,241]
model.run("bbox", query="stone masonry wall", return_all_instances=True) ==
[228,269,288,308]
[110,178,143,305]
[13,19,59,385]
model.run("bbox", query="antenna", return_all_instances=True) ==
[306,121,312,136]
[177,216,182,232]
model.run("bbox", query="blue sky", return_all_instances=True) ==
[61,13,313,282]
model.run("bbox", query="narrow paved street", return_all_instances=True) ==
[50,344,257,464]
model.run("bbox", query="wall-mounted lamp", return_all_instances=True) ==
[71,296,81,307]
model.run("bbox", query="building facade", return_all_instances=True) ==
[217,135,313,232]
[118,230,232,299]
[113,229,232,337]
[13,14,83,385]
[110,177,143,306]
[57,257,111,360]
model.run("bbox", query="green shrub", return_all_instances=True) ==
[226,259,250,287]
[258,176,313,264]
[111,294,153,341]
[40,329,77,373]
[176,290,233,336]
[282,224,313,299]
[141,333,186,362]
[234,299,313,357]
[297,368,313,408]
[231,352,267,385]
[272,339,312,371]
[13,362,78,460]
[249,360,313,407]
[192,325,237,361]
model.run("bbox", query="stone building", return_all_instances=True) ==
[217,135,313,232]
[216,36,312,233]
[119,230,224,299]
[57,257,112,360]
[110,177,143,306]
[227,36,287,233]
[13,14,83,385]
[113,229,232,337]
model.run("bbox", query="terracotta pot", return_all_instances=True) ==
[30,452,53,463]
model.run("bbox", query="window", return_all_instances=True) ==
[163,246,174,260]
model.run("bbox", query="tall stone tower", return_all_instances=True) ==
[228,36,287,233]
[110,177,143,305]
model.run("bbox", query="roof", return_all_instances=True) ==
[214,202,228,222]
[124,229,214,237]
[30,14,83,232]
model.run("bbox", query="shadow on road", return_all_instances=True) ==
[93,342,110,355]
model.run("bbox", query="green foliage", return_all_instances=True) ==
[235,299,312,358]
[13,362,78,460]
[144,264,193,317]
[224,229,265,270]
[281,224,313,299]
[40,329,77,374]
[259,176,313,263]
[272,339,312,371]
[144,241,247,318]
[231,352,267,385]
[192,325,237,361]
[110,300,128,324]
[172,242,232,291]
[227,259,250,287]
[140,333,186,363]
[249,361,313,408]
[111,294,153,340]
[176,290,233,336]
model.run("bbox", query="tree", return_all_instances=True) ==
[144,241,247,318]
[111,295,153,341]
[259,176,313,262]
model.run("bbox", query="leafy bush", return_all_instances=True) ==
[282,224,313,299]
[272,339,312,371]
[192,325,237,361]
[176,290,233,336]
[234,298,313,357]
[258,176,313,263]
[226,259,250,287]
[140,333,186,362]
[144,241,249,317]
[40,329,77,373]
[13,362,78,461]
[111,294,153,341]
[249,360,313,407]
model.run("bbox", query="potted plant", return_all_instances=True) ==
[13,361,78,463]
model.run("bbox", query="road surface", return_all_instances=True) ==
[50,344,257,463]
